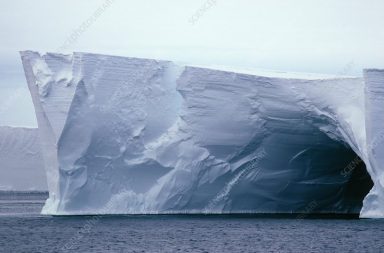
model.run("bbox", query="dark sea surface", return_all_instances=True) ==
[0,192,384,253]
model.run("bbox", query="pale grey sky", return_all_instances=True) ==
[1,0,384,127]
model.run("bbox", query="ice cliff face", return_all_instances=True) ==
[360,69,384,218]
[20,51,383,217]
[0,127,45,190]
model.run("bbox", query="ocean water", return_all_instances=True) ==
[0,192,384,253]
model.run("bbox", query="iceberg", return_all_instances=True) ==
[20,51,383,217]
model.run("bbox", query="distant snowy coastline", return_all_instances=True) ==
[0,126,46,191]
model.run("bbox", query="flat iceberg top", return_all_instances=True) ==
[187,64,360,80]
[20,51,383,218]
[21,50,360,80]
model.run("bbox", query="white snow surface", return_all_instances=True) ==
[20,51,383,217]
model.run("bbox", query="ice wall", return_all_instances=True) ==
[360,69,384,218]
[20,51,382,217]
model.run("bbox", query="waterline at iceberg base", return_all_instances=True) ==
[20,51,383,218]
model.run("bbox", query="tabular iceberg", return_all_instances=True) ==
[20,51,383,217]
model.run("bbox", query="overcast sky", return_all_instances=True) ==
[0,0,384,128]
[0,0,383,190]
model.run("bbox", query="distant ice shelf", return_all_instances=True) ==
[20,51,384,218]
[0,126,45,191]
